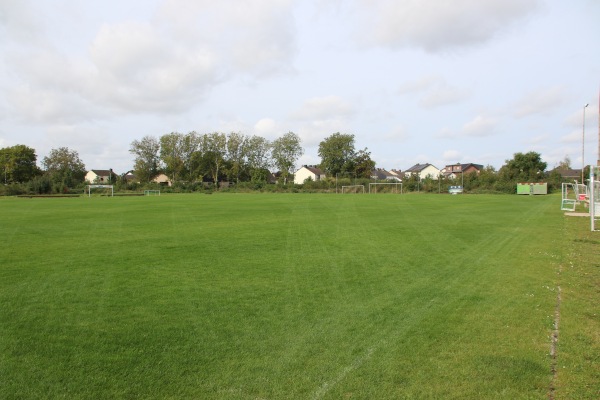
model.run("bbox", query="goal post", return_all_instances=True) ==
[341,185,365,194]
[369,182,403,194]
[591,167,599,231]
[144,190,161,196]
[87,185,113,197]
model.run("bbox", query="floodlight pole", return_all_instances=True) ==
[582,103,589,183]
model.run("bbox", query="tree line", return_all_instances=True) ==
[0,131,582,195]
[129,131,303,185]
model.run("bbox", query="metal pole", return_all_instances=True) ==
[582,103,589,183]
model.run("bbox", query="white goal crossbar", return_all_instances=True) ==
[341,185,365,194]
[144,190,161,196]
[369,182,403,194]
[87,185,113,197]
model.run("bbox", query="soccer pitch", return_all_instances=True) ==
[1,193,598,399]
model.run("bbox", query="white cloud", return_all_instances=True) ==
[381,125,409,142]
[442,150,462,163]
[560,129,581,144]
[356,0,541,52]
[398,75,470,108]
[290,95,355,121]
[254,118,279,137]
[462,115,498,137]
[513,85,567,118]
[88,21,219,113]
[1,0,299,124]
[419,85,470,108]
[397,75,441,94]
[156,0,297,76]
[437,115,498,138]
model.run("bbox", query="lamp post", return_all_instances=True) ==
[582,103,589,183]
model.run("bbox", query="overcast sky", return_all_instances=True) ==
[1,0,599,173]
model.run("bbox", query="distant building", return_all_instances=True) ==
[371,168,401,181]
[85,169,116,184]
[404,163,440,179]
[294,165,326,184]
[551,168,581,181]
[441,163,483,179]
[152,173,172,186]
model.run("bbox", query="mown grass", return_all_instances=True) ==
[0,193,597,399]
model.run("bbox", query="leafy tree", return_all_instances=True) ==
[181,131,202,181]
[475,165,498,191]
[498,151,547,183]
[556,155,572,171]
[245,135,272,183]
[130,136,161,182]
[202,132,227,186]
[226,132,248,183]
[318,133,356,176]
[0,144,40,183]
[160,132,185,183]
[42,147,86,188]
[353,148,375,178]
[271,131,303,184]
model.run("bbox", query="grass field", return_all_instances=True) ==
[0,193,598,399]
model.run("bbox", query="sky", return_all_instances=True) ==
[1,0,599,174]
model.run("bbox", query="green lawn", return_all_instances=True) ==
[0,193,598,399]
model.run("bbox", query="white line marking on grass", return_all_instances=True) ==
[312,347,374,400]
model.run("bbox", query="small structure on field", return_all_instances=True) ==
[517,182,547,195]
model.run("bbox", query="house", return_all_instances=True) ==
[404,163,440,180]
[441,163,483,179]
[122,173,139,183]
[152,173,172,186]
[389,169,404,180]
[294,165,326,184]
[371,168,401,181]
[551,168,581,181]
[85,169,116,184]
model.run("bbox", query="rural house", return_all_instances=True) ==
[371,168,401,181]
[152,173,172,186]
[85,169,116,184]
[404,163,440,180]
[294,165,326,184]
[441,163,483,179]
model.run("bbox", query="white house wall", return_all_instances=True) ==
[294,168,315,184]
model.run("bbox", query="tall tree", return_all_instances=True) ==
[498,151,547,183]
[271,131,303,184]
[181,131,203,181]
[318,133,356,176]
[159,132,185,183]
[42,147,86,187]
[353,148,375,178]
[129,136,161,182]
[246,135,272,182]
[226,132,248,183]
[0,144,40,183]
[202,132,227,186]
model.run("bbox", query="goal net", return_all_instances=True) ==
[561,183,577,211]
[341,185,365,194]
[144,190,161,196]
[87,185,114,197]
[369,182,402,194]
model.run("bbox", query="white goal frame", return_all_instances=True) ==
[591,167,599,231]
[341,185,365,194]
[144,190,161,196]
[561,183,577,211]
[87,185,113,197]
[369,182,403,194]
